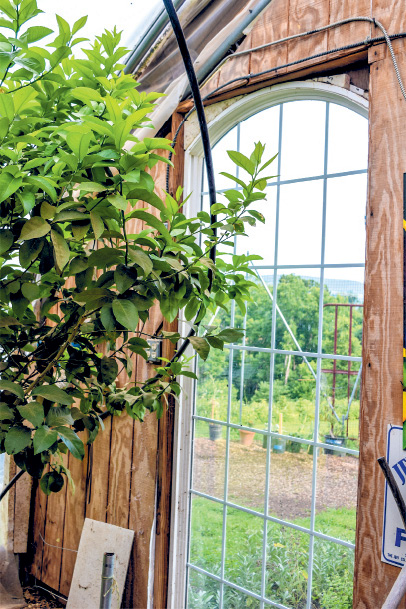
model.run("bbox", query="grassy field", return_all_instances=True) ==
[188,497,355,609]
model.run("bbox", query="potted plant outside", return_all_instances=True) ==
[239,404,258,446]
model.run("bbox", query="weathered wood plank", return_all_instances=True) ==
[40,465,68,590]
[13,469,32,553]
[84,416,112,524]
[288,0,329,65]
[354,43,406,609]
[59,444,87,597]
[328,0,371,52]
[249,0,289,79]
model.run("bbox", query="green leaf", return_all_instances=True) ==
[0,379,24,399]
[21,282,40,301]
[40,471,64,495]
[0,0,16,20]
[129,249,153,276]
[32,385,74,405]
[5,425,31,454]
[17,402,44,427]
[78,181,106,193]
[0,228,13,254]
[51,229,70,271]
[114,265,137,293]
[0,172,22,203]
[126,188,166,213]
[107,194,127,211]
[33,425,58,454]
[0,92,14,120]
[90,211,104,239]
[20,25,53,43]
[189,336,210,360]
[112,299,139,330]
[227,150,255,176]
[0,402,13,420]
[100,305,115,331]
[217,328,244,343]
[128,210,172,242]
[55,426,84,460]
[40,201,56,220]
[0,315,20,327]
[206,336,224,350]
[45,406,74,427]
[19,217,50,240]
[26,176,57,203]
[72,15,88,35]
[66,130,92,161]
[99,356,118,385]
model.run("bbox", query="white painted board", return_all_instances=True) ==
[66,518,134,609]
[382,425,406,567]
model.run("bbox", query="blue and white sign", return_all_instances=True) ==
[382,425,406,567]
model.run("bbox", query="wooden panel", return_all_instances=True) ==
[59,444,87,597]
[85,416,112,523]
[353,43,406,609]
[328,0,371,51]
[372,0,406,34]
[249,0,289,78]
[13,469,32,553]
[40,468,68,590]
[288,0,329,64]
[30,473,48,580]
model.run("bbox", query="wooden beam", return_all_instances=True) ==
[353,43,406,609]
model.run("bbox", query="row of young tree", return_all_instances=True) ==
[197,274,363,434]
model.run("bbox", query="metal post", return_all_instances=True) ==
[100,552,115,609]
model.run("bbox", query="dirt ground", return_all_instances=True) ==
[193,438,358,518]
[22,586,64,609]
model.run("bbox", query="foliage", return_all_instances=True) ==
[0,1,277,493]
[188,498,355,609]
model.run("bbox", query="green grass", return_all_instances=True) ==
[189,498,355,609]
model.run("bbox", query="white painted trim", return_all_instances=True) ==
[167,80,369,609]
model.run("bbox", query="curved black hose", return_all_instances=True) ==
[162,0,217,265]
[0,467,24,502]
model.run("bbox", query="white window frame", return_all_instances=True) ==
[167,80,369,609]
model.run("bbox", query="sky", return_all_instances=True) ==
[36,0,163,53]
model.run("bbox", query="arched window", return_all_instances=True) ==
[170,82,368,609]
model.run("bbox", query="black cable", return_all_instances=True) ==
[0,468,24,502]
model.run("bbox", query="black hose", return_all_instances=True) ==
[0,468,24,502]
[162,0,217,264]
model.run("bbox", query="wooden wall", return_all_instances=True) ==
[28,115,183,609]
[23,0,406,606]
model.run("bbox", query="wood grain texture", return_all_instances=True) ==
[250,0,289,78]
[40,470,67,590]
[328,0,371,51]
[354,42,406,609]
[13,469,32,553]
[372,0,406,35]
[85,416,112,523]
[30,473,48,580]
[287,0,329,65]
[6,457,16,552]
[59,445,87,597]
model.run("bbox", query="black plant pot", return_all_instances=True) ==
[209,423,223,441]
[324,434,346,456]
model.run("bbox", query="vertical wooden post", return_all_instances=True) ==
[354,42,406,608]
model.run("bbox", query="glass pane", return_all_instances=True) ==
[319,358,361,451]
[268,438,314,522]
[328,103,368,174]
[224,508,264,596]
[311,539,354,609]
[324,173,367,264]
[280,100,326,181]
[322,300,364,357]
[228,430,267,513]
[277,179,323,265]
[265,522,310,607]
[191,420,226,500]
[240,105,280,162]
[230,350,271,427]
[236,186,277,266]
[195,350,230,420]
[189,495,223,574]
[314,450,359,544]
[223,587,260,609]
[187,569,220,609]
[203,126,238,192]
[275,269,321,354]
[272,353,317,440]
